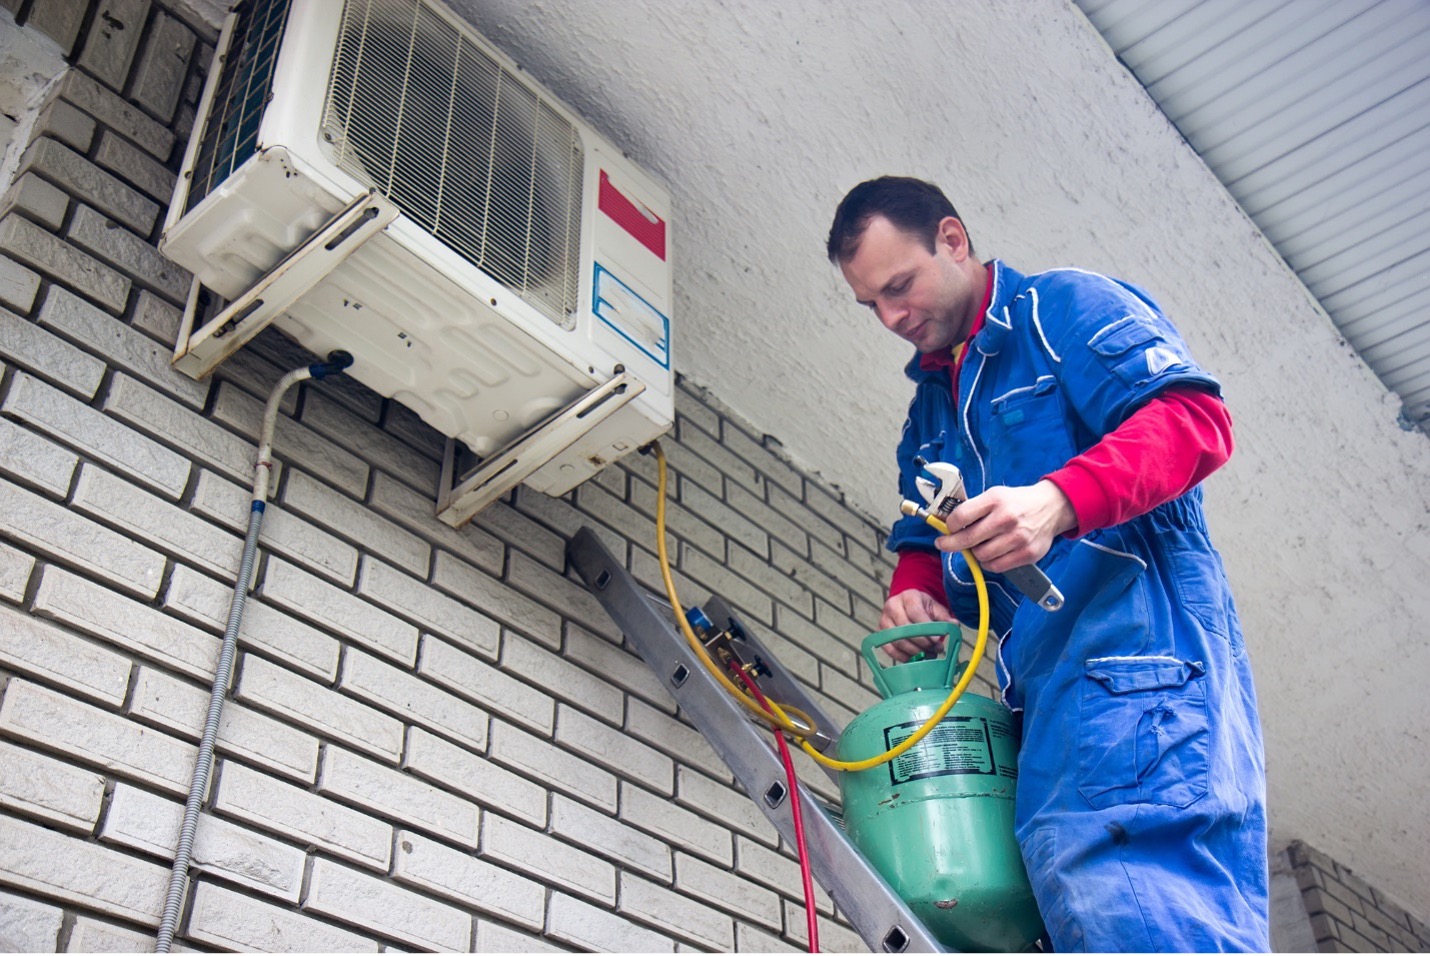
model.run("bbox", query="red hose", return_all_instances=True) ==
[732,664,820,953]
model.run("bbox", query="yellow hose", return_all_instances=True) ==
[652,442,991,772]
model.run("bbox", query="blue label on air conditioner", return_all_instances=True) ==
[592,263,670,369]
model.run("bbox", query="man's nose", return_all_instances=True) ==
[876,299,908,332]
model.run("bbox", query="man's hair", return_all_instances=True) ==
[825,176,974,264]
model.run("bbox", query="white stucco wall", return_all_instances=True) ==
[455,0,1430,915]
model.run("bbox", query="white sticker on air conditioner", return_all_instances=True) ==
[593,263,670,369]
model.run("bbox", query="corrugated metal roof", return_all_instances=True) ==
[1074,0,1430,432]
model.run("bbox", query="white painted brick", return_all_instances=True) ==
[737,923,801,952]
[0,539,33,601]
[0,602,131,705]
[131,10,196,122]
[483,812,616,905]
[1,304,106,397]
[731,540,822,616]
[0,812,166,927]
[94,128,177,202]
[193,470,358,586]
[547,892,674,953]
[774,603,859,677]
[655,439,725,497]
[67,205,189,303]
[0,169,67,232]
[236,654,404,763]
[620,781,732,867]
[628,544,704,616]
[65,914,190,952]
[5,372,189,499]
[0,415,78,496]
[552,794,671,881]
[503,632,622,724]
[810,537,884,603]
[818,662,880,716]
[726,481,810,555]
[263,557,418,667]
[749,619,821,686]
[39,285,207,407]
[511,484,624,558]
[626,698,728,779]
[674,852,782,930]
[212,382,368,498]
[564,622,677,715]
[489,720,616,813]
[0,888,63,951]
[0,254,42,313]
[305,857,471,952]
[673,383,720,436]
[506,549,620,644]
[737,837,833,914]
[26,2,85,53]
[76,0,148,92]
[213,760,391,870]
[625,477,726,561]
[418,636,550,737]
[129,665,319,783]
[34,97,95,153]
[104,373,257,486]
[675,766,779,846]
[358,556,498,660]
[395,829,545,931]
[369,471,503,575]
[653,476,764,557]
[475,921,569,953]
[619,872,735,951]
[319,746,479,848]
[469,496,565,570]
[722,422,804,496]
[33,565,221,681]
[102,783,306,903]
[557,705,673,796]
[403,727,546,829]
[572,481,654,547]
[72,465,243,578]
[430,550,560,649]
[0,739,105,831]
[165,564,341,681]
[679,544,774,625]
[677,425,762,493]
[784,905,868,953]
[281,469,428,577]
[18,138,158,235]
[0,212,130,313]
[301,391,440,494]
[130,288,179,342]
[342,647,489,751]
[0,680,195,796]
[187,880,380,953]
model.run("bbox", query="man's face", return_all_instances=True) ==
[839,215,978,353]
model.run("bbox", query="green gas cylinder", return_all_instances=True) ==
[837,623,1044,953]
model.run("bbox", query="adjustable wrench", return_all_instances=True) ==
[901,459,1065,612]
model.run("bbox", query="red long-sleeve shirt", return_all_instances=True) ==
[888,271,1234,604]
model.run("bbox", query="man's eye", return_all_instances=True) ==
[889,281,910,295]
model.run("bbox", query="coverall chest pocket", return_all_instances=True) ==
[1077,657,1209,810]
[986,376,1075,489]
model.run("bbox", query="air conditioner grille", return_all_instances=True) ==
[184,0,294,215]
[323,0,584,327]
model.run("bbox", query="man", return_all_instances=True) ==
[827,176,1269,952]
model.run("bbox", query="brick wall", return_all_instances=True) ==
[0,3,1015,950]
[1285,842,1430,954]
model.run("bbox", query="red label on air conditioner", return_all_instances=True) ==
[598,170,666,262]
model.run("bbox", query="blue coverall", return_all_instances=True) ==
[888,261,1269,951]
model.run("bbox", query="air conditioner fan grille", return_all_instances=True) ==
[323,0,584,327]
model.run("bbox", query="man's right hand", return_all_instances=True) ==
[878,590,958,662]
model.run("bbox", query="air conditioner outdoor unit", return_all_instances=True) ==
[160,0,674,525]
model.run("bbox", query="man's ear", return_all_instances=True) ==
[936,216,970,260]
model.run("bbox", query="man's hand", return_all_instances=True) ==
[936,479,1077,571]
[878,590,958,662]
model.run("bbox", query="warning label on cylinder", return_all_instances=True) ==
[885,715,996,784]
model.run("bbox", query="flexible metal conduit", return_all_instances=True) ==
[155,350,353,953]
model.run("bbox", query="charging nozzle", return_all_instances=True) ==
[309,350,354,380]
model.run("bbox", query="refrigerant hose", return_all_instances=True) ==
[155,351,352,952]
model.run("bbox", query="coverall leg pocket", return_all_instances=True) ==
[1076,657,1209,810]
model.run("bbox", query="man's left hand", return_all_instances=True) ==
[935,480,1077,571]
